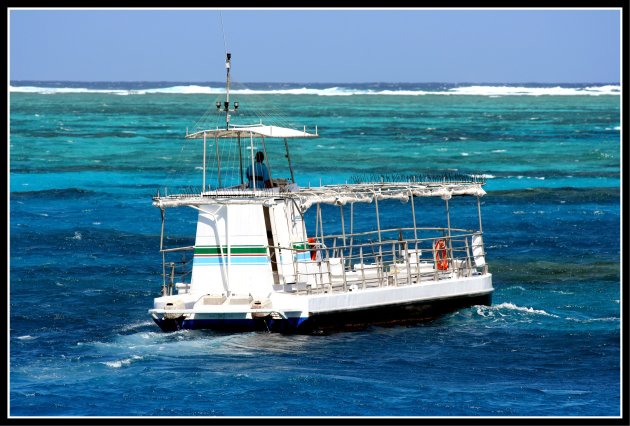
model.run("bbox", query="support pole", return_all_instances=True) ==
[339,205,347,248]
[160,208,166,294]
[359,246,366,289]
[340,249,347,292]
[339,204,347,268]
[410,190,417,240]
[374,191,384,286]
[261,136,274,187]
[392,242,398,287]
[159,208,165,251]
[315,203,320,241]
[202,132,207,191]
[477,195,483,234]
[445,197,453,269]
[238,134,243,186]
[405,240,412,285]
[284,138,295,183]
[348,203,354,269]
[465,237,472,277]
[226,205,231,291]
[317,203,324,241]
[250,133,255,189]
[162,252,167,296]
[215,135,222,188]
[374,192,382,243]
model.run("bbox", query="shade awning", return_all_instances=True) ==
[186,124,318,139]
[152,182,486,209]
[293,183,486,210]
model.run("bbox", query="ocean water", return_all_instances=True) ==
[9,82,621,418]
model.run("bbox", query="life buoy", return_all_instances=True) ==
[434,239,449,271]
[307,237,318,261]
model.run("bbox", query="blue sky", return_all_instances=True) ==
[9,8,621,83]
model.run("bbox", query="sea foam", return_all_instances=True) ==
[10,84,621,97]
[477,302,560,318]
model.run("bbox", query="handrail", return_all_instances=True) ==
[160,245,195,253]
[158,229,486,297]
[316,226,476,241]
[270,232,487,295]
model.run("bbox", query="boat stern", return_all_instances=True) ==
[148,293,309,333]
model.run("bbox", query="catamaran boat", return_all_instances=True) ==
[148,53,493,333]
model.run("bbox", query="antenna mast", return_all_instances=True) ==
[216,52,238,129]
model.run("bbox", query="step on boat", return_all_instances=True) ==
[149,53,493,334]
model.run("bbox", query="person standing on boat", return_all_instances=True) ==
[246,151,272,189]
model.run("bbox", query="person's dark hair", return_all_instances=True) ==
[255,151,264,162]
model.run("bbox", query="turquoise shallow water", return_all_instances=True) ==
[9,83,621,417]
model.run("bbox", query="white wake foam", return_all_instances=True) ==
[118,320,155,333]
[17,335,38,340]
[102,355,143,368]
[478,302,559,318]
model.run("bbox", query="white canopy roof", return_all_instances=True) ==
[153,182,485,209]
[186,124,318,139]
[293,182,486,210]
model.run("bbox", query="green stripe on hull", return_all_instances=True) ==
[194,246,267,255]
[292,242,311,251]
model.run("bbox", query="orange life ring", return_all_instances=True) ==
[434,239,449,271]
[307,237,318,261]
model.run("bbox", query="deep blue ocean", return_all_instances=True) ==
[9,81,621,418]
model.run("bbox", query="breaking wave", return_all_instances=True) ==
[10,84,621,97]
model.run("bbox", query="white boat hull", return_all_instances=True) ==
[149,273,493,334]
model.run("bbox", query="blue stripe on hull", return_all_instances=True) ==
[295,252,311,261]
[280,253,310,263]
